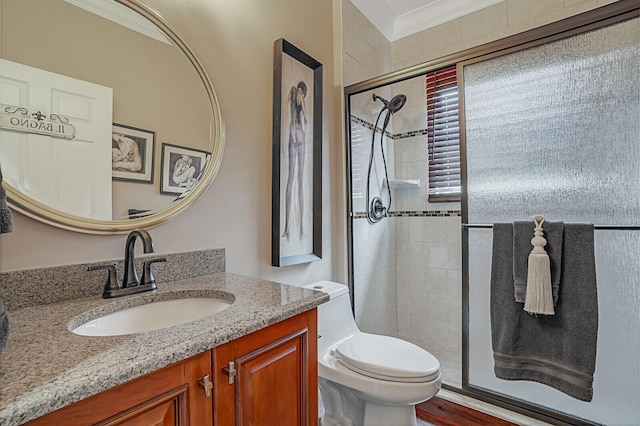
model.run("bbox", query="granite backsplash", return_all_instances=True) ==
[0,249,225,311]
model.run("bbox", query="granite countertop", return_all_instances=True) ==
[0,272,328,425]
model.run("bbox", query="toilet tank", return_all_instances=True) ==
[305,281,360,353]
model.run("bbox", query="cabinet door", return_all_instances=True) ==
[213,309,318,426]
[25,351,212,426]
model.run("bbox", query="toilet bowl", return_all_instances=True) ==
[305,280,441,426]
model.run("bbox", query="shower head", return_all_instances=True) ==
[388,94,407,113]
[373,93,407,114]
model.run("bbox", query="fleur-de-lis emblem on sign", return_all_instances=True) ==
[31,111,47,121]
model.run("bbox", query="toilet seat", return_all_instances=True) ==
[333,333,440,383]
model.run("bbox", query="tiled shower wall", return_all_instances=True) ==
[390,0,620,72]
[342,1,391,87]
[391,76,462,386]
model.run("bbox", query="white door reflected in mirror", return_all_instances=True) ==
[0,59,113,220]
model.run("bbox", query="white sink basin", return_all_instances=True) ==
[71,297,232,336]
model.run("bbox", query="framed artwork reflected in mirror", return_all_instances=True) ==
[112,123,155,184]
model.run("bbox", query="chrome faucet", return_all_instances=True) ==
[87,229,165,299]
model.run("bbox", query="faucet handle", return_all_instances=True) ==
[88,264,122,298]
[141,257,166,288]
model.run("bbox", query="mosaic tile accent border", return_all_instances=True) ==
[353,210,461,219]
[395,129,429,140]
[392,210,461,217]
[350,114,427,140]
[351,115,393,138]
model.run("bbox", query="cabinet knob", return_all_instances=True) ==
[222,361,237,384]
[198,374,213,397]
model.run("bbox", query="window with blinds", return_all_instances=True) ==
[426,65,460,203]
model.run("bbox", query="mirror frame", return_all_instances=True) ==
[4,0,225,234]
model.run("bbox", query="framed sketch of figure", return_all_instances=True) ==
[160,143,209,195]
[112,123,155,183]
[271,38,323,267]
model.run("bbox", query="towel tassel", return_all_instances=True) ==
[524,215,555,315]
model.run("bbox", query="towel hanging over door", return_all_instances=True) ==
[490,222,598,402]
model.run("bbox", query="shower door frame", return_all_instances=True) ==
[343,1,640,424]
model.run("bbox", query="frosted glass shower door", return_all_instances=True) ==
[464,18,640,424]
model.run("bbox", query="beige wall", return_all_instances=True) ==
[0,0,346,288]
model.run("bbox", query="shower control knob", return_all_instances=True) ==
[369,197,386,223]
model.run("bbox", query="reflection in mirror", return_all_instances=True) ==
[0,0,224,233]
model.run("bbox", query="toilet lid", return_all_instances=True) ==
[334,333,440,383]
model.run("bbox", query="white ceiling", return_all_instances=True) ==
[65,0,172,45]
[350,0,502,41]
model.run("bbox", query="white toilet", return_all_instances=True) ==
[305,280,441,426]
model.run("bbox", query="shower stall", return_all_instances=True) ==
[344,2,639,424]
[346,73,463,388]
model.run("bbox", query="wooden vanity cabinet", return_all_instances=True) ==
[25,350,212,426]
[212,309,318,426]
[23,309,317,426]
[213,309,318,426]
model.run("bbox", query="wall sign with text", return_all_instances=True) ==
[0,106,76,139]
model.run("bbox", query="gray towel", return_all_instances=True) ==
[0,165,13,234]
[491,223,598,402]
[513,220,563,304]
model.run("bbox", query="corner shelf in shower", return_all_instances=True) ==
[383,178,421,188]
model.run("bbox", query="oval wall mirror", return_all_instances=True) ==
[0,0,224,234]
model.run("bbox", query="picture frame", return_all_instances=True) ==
[112,123,155,183]
[271,38,323,267]
[160,143,209,195]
